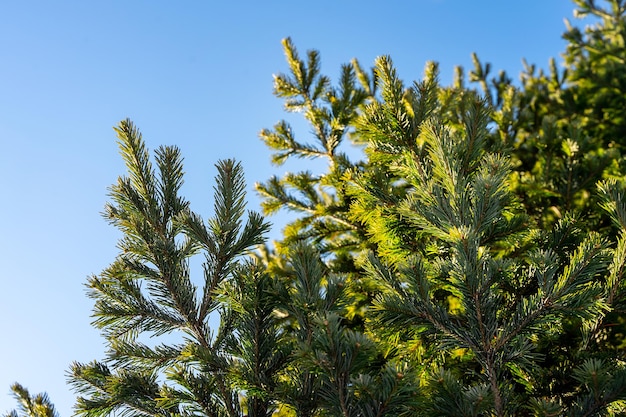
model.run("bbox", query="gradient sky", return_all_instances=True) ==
[0,1,586,415]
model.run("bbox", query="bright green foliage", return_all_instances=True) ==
[356,96,626,414]
[255,1,626,415]
[65,120,417,417]
[256,37,375,270]
[565,0,626,148]
[471,0,626,231]
[3,384,58,417]
[10,1,626,416]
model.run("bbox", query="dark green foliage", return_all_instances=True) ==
[68,120,278,417]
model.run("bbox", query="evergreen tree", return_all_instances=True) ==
[67,120,279,417]
[9,1,626,415]
[256,0,626,414]
[469,0,626,231]
[354,93,626,415]
[66,120,416,417]
[259,0,626,257]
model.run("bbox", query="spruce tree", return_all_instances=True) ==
[354,91,626,415]
[67,120,280,417]
[258,0,626,262]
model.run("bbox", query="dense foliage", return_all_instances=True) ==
[6,0,626,416]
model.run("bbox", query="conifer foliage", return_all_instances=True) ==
[255,0,626,414]
[3,384,58,417]
[63,120,416,417]
[67,120,277,417]
[7,0,626,416]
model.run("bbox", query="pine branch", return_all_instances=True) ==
[114,120,158,214]
[179,159,270,325]
[69,361,172,417]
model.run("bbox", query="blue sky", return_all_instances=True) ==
[0,1,584,415]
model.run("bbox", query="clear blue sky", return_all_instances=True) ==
[0,1,585,415]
